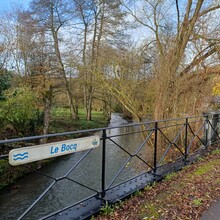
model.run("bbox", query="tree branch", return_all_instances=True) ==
[175,0,180,35]
[183,0,192,23]
[122,2,156,33]
[199,5,220,17]
[181,46,217,75]
[151,2,164,58]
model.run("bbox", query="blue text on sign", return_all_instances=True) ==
[50,144,77,155]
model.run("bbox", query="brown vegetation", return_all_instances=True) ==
[95,147,220,220]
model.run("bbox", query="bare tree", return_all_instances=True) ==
[98,44,154,122]
[125,0,220,119]
[73,0,126,120]
[30,0,79,120]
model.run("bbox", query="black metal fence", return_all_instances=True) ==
[0,112,220,219]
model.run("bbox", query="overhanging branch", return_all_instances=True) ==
[181,46,218,75]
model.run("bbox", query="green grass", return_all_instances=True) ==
[193,159,220,176]
[50,108,107,133]
[100,200,125,216]
[142,204,161,219]
[133,189,143,196]
[192,198,203,207]
[100,202,114,216]
[212,148,220,155]
[164,172,178,181]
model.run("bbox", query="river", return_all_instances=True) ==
[0,113,146,219]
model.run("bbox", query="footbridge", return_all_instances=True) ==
[0,112,220,219]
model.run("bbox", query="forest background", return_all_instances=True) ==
[0,0,220,139]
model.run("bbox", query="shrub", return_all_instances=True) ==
[0,69,11,101]
[0,86,41,136]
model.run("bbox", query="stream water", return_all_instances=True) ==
[0,113,146,219]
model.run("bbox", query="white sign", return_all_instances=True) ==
[9,135,100,166]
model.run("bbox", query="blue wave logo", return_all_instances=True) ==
[13,152,29,161]
[92,139,98,146]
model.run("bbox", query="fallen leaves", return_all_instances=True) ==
[95,148,220,220]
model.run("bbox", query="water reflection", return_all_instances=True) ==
[0,113,149,219]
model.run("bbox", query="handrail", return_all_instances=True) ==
[0,114,212,145]
[1,112,220,219]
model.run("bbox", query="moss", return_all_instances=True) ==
[192,159,220,176]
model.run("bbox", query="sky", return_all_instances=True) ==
[0,0,31,13]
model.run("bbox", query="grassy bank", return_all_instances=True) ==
[50,108,108,133]
[95,147,220,220]
[0,109,107,190]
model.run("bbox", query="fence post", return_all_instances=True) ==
[101,129,106,198]
[153,122,158,176]
[184,118,188,161]
[205,115,209,149]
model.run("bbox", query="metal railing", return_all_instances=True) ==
[0,112,220,219]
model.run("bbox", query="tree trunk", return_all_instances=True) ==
[86,90,93,121]
[52,28,79,120]
[40,85,53,144]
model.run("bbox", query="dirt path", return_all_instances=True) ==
[200,199,220,220]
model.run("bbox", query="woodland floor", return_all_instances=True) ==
[95,147,220,220]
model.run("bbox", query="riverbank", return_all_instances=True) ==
[0,109,108,190]
[0,113,130,219]
[95,146,220,220]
